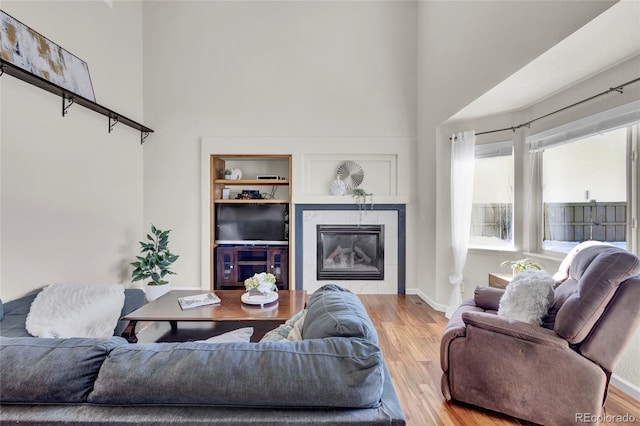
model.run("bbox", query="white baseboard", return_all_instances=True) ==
[405,287,640,402]
[611,374,640,401]
[406,287,447,312]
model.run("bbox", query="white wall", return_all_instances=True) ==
[0,1,144,301]
[142,1,417,289]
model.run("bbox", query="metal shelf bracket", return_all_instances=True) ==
[141,131,150,145]
[62,95,75,117]
[108,115,119,133]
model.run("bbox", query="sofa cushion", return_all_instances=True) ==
[1,291,39,317]
[260,308,306,342]
[551,241,610,283]
[89,337,383,409]
[302,284,378,343]
[0,336,127,403]
[197,327,254,343]
[541,278,577,329]
[0,291,40,337]
[114,288,146,336]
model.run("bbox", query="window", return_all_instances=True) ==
[469,141,514,250]
[541,128,629,252]
[528,101,639,254]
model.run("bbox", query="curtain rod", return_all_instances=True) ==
[450,76,640,140]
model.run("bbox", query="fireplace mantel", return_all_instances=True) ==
[294,195,409,205]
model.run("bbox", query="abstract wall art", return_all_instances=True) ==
[1,10,95,101]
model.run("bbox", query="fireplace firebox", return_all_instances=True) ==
[316,225,384,280]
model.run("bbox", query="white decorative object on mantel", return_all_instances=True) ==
[330,175,346,196]
[337,160,364,189]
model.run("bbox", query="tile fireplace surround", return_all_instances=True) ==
[295,204,406,295]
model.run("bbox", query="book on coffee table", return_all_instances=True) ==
[178,292,221,310]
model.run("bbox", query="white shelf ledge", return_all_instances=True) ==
[293,195,409,205]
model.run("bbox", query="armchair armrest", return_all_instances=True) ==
[473,285,504,311]
[440,300,482,373]
[461,311,568,349]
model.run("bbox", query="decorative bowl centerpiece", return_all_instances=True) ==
[242,272,278,306]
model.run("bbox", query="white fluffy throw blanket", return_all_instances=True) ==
[26,283,125,339]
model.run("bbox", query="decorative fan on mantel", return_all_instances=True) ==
[337,161,364,189]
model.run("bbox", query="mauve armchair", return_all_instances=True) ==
[440,244,640,425]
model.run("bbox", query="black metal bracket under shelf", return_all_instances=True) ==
[1,60,154,144]
[109,115,119,133]
[62,95,74,117]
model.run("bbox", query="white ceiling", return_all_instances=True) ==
[449,0,640,122]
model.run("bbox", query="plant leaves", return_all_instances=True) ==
[132,224,179,284]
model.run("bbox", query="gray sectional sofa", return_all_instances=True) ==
[0,284,406,425]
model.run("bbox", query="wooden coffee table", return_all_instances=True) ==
[121,289,306,343]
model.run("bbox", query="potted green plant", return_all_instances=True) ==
[224,169,232,179]
[500,258,543,276]
[353,188,373,211]
[131,224,179,301]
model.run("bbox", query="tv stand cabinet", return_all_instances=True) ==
[216,246,288,290]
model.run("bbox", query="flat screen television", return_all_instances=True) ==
[215,203,288,245]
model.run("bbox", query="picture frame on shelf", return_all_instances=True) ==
[0,10,95,101]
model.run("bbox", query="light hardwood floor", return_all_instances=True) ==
[358,294,640,426]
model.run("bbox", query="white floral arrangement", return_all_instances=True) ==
[244,272,277,293]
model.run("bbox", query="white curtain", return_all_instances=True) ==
[446,131,476,319]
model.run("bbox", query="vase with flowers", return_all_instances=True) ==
[242,272,278,306]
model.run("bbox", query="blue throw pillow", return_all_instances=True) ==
[302,284,378,343]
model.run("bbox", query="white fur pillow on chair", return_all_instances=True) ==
[498,270,555,325]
